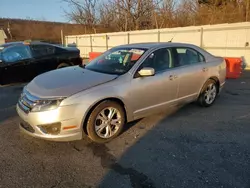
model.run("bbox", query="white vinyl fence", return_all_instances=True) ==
[65,22,250,67]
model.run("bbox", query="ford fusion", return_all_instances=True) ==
[16,42,226,143]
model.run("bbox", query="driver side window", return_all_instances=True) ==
[141,48,173,73]
[2,45,32,64]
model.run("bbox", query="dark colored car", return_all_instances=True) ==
[0,41,82,85]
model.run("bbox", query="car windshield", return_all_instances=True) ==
[85,47,147,75]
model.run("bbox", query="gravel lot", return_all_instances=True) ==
[0,72,250,188]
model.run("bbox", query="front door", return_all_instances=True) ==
[129,47,180,119]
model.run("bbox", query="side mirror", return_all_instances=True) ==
[138,67,155,77]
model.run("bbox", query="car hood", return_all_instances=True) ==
[26,66,118,98]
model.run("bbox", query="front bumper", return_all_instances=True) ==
[16,104,83,142]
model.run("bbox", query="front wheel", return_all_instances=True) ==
[198,79,218,107]
[86,101,125,143]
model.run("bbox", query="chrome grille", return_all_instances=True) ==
[22,95,34,108]
[18,89,40,113]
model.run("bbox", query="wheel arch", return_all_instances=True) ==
[208,76,220,93]
[82,97,128,136]
[199,76,220,96]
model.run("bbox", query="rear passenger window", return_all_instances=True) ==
[175,48,205,67]
[30,45,55,57]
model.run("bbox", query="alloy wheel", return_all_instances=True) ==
[94,107,122,139]
[204,83,217,104]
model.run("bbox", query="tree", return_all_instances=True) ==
[99,2,116,29]
[63,0,98,32]
[198,0,238,6]
[108,0,156,31]
[156,0,177,28]
[63,0,250,33]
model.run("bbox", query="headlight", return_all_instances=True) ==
[31,99,64,112]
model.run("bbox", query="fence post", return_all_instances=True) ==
[158,30,160,42]
[127,33,130,44]
[106,34,108,50]
[76,36,78,47]
[90,35,93,52]
[61,29,64,45]
[65,36,67,46]
[200,27,204,48]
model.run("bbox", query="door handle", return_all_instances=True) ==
[169,75,177,80]
[202,67,208,72]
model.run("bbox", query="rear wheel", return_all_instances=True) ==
[86,101,125,143]
[198,79,218,107]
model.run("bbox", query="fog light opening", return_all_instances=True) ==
[38,123,61,135]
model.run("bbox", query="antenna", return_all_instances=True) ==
[168,33,177,43]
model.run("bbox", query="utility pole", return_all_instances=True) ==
[7,22,12,40]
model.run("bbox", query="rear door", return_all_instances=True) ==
[173,47,209,102]
[56,47,81,66]
[0,45,33,84]
[29,44,58,76]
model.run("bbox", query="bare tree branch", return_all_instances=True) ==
[63,0,249,33]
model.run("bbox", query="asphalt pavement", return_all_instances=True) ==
[0,72,250,188]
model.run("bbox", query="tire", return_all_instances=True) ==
[57,63,70,69]
[198,79,218,107]
[86,101,125,143]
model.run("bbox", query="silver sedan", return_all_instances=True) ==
[16,42,226,143]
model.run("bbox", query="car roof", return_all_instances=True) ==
[114,42,215,60]
[0,41,55,48]
[114,42,200,50]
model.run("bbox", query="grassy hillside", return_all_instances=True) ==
[0,18,110,44]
